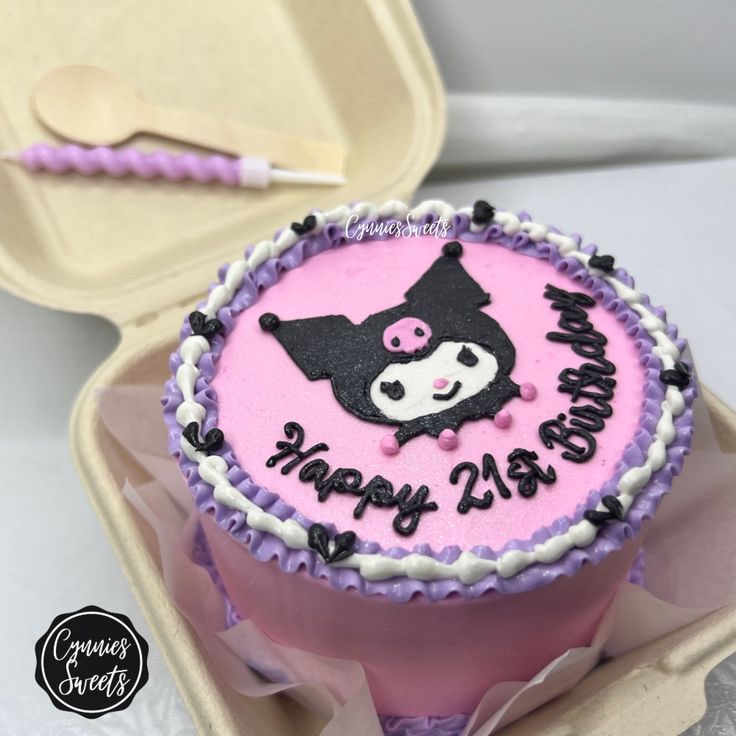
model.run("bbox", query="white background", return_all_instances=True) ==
[2,2,735,734]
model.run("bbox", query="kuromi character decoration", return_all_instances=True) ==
[259,241,520,453]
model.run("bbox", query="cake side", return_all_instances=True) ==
[163,200,696,600]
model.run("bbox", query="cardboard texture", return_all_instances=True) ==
[0,1,733,734]
[32,65,348,174]
[0,0,443,322]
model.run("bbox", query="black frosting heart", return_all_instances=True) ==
[583,494,626,526]
[601,494,625,521]
[471,200,495,226]
[307,524,357,563]
[588,254,615,273]
[189,311,224,340]
[329,530,357,563]
[291,214,317,236]
[307,523,331,561]
[182,422,224,453]
[660,361,691,390]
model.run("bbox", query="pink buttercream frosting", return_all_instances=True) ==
[212,236,645,551]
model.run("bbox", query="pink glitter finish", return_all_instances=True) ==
[382,317,432,354]
[19,143,241,185]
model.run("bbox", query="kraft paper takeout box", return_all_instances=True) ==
[0,2,734,734]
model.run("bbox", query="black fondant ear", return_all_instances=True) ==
[405,242,491,309]
[262,313,356,380]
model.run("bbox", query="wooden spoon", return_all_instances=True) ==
[33,65,345,174]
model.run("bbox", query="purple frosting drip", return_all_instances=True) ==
[163,207,696,602]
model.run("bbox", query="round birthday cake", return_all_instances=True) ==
[164,199,695,717]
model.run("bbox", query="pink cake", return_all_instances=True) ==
[164,199,695,719]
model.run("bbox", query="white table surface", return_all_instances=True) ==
[2,161,735,735]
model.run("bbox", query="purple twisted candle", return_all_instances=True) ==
[19,143,242,185]
[7,143,345,188]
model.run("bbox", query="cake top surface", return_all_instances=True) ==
[164,200,695,600]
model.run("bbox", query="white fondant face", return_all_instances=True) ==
[369,340,499,422]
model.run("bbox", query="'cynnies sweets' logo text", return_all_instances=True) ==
[34,605,149,719]
[345,211,451,241]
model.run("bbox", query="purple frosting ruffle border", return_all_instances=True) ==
[162,207,696,602]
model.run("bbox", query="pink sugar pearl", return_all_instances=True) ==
[380,434,400,455]
[520,382,538,401]
[494,410,512,428]
[438,429,459,450]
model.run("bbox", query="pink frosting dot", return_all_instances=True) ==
[380,434,400,455]
[433,377,449,389]
[520,382,538,401]
[438,429,459,450]
[494,410,512,429]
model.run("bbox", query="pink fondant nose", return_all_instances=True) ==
[433,377,449,389]
[382,317,432,354]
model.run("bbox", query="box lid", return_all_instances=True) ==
[0,0,445,324]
